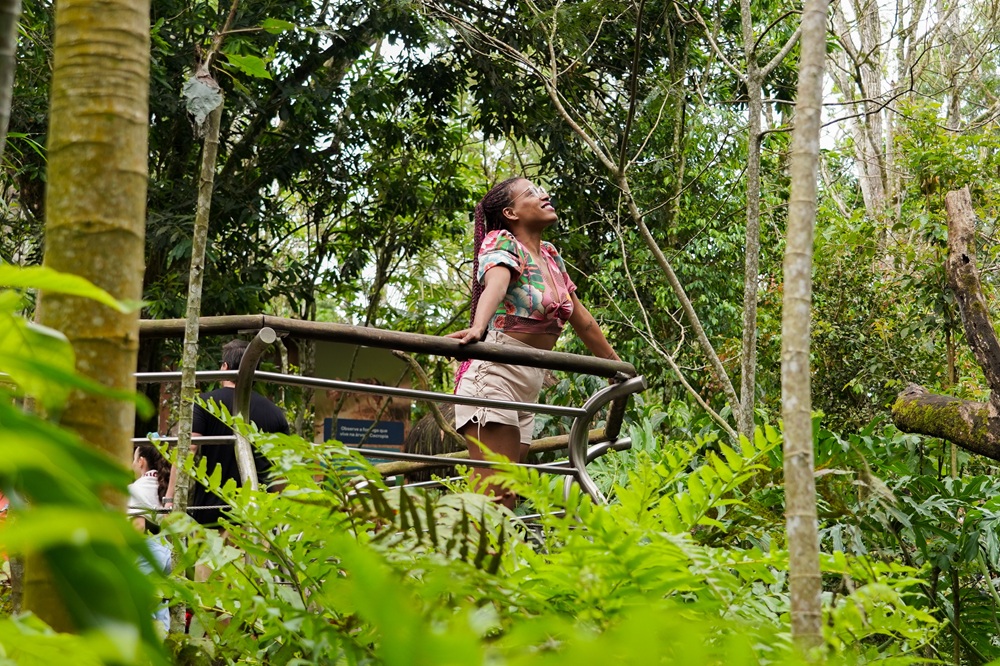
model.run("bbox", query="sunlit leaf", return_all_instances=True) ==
[0,266,134,313]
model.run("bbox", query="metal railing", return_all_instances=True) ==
[135,318,647,504]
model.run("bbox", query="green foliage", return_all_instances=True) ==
[810,95,1000,432]
[159,400,941,664]
[814,420,1000,661]
[0,266,166,663]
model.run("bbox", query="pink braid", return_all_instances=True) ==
[454,177,521,390]
[453,203,486,387]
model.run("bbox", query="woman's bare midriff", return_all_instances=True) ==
[504,330,559,350]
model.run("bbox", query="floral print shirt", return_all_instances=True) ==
[477,229,576,335]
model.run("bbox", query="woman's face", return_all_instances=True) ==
[504,179,557,229]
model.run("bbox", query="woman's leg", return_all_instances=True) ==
[460,421,522,509]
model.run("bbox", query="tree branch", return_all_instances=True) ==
[893,188,1000,459]
[761,25,801,78]
[945,187,1000,394]
[892,384,1000,461]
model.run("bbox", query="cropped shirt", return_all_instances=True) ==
[477,229,576,335]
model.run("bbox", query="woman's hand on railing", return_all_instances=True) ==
[446,327,486,345]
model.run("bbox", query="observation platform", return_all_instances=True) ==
[134,315,646,504]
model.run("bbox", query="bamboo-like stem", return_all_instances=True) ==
[781,0,828,651]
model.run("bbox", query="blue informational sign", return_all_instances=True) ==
[324,418,405,464]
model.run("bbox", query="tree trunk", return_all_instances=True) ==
[736,0,802,442]
[831,1,887,230]
[781,0,828,650]
[0,0,21,164]
[738,0,762,443]
[26,0,150,631]
[173,99,223,515]
[0,0,22,608]
[893,187,1000,461]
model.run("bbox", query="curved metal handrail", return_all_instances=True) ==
[230,327,277,492]
[565,376,648,503]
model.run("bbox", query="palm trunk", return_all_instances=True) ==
[26,0,150,631]
[781,0,828,650]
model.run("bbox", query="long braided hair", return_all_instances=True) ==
[455,177,523,387]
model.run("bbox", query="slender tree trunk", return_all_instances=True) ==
[854,0,886,218]
[663,27,687,232]
[0,0,21,164]
[739,0,762,442]
[831,1,886,235]
[782,0,828,651]
[172,0,237,518]
[26,0,150,631]
[168,82,221,637]
[945,324,958,478]
[173,100,223,515]
[940,0,963,132]
[0,0,22,610]
[952,566,961,665]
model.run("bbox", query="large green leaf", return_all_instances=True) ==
[0,265,134,313]
[0,312,75,410]
[0,615,103,666]
[0,396,168,664]
[223,53,271,80]
[0,400,130,505]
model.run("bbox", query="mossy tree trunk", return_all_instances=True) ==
[25,0,150,632]
[893,187,1000,460]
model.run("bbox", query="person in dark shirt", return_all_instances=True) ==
[164,339,290,526]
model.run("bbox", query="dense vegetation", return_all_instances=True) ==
[3,0,1000,663]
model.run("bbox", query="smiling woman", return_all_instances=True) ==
[445,177,619,508]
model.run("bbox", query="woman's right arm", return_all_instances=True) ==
[446,267,512,344]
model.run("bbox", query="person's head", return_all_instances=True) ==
[475,176,522,237]
[467,177,554,328]
[221,339,249,371]
[475,177,555,236]
[133,444,170,500]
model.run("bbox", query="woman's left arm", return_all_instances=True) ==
[568,294,620,361]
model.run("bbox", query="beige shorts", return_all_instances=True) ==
[454,331,545,445]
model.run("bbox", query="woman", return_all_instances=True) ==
[447,177,619,507]
[128,444,172,634]
[129,444,170,528]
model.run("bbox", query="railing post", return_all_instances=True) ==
[567,376,648,503]
[233,327,276,490]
